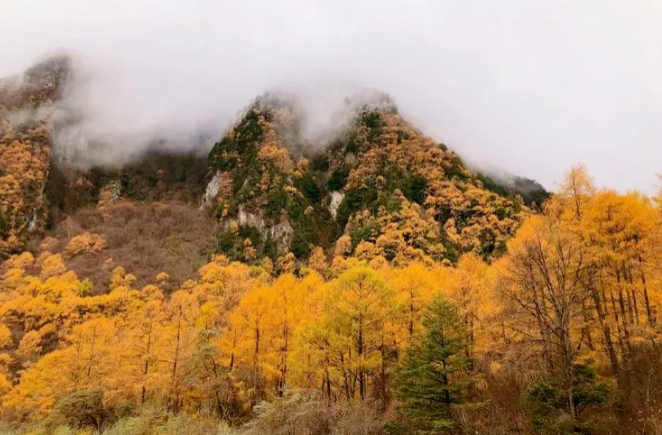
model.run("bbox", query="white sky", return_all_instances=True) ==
[1,0,662,192]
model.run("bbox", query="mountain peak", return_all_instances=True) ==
[204,94,539,264]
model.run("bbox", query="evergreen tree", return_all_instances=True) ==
[394,296,480,433]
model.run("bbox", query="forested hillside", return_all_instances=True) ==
[205,93,544,265]
[2,57,662,435]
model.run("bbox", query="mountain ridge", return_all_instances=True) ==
[204,93,546,265]
[0,55,548,274]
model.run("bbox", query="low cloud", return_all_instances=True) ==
[2,0,662,192]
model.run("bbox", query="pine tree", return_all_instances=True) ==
[394,296,480,433]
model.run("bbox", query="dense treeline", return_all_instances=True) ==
[0,166,661,434]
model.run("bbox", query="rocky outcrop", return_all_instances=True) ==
[328,191,344,220]
[201,171,222,211]
[237,206,294,255]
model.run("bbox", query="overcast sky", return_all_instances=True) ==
[1,0,661,193]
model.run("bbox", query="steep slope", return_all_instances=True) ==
[0,56,219,288]
[0,55,70,258]
[205,94,546,264]
[205,95,336,262]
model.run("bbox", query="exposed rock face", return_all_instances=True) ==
[207,98,333,262]
[201,171,222,211]
[236,206,294,255]
[99,180,122,204]
[237,206,264,230]
[0,53,71,109]
[201,170,234,212]
[328,191,344,220]
[268,220,294,254]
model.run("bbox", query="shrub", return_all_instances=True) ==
[327,168,348,191]
[336,188,378,228]
[311,155,330,172]
[64,232,107,256]
[444,155,468,180]
[403,173,427,205]
[0,210,8,238]
[266,189,288,219]
[296,173,321,204]
[361,111,383,142]
[209,109,264,172]
[242,392,384,435]
[527,361,613,434]
[243,392,332,435]
[54,389,113,431]
[101,406,236,435]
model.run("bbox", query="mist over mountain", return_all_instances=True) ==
[0,54,547,265]
[3,0,662,192]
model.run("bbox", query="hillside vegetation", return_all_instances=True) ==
[4,57,662,435]
[206,94,545,266]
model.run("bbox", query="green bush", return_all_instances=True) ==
[350,221,381,248]
[444,155,468,180]
[404,173,427,205]
[394,296,482,433]
[291,226,314,258]
[310,155,330,172]
[361,111,383,142]
[0,209,8,238]
[528,361,612,434]
[54,389,113,431]
[266,189,288,219]
[327,168,349,191]
[238,226,261,248]
[217,225,265,262]
[477,173,509,198]
[263,237,278,261]
[336,188,377,228]
[209,108,264,172]
[296,173,321,204]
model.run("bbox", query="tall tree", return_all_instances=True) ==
[395,295,479,433]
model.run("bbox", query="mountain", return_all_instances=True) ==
[205,93,545,266]
[0,56,548,281]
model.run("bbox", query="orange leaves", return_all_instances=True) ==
[0,328,11,355]
[17,330,42,362]
[39,253,67,279]
[96,181,122,219]
[307,246,328,275]
[258,142,294,174]
[64,232,107,256]
[346,192,443,265]
[0,128,51,256]
[0,140,49,188]
[492,166,662,387]
[336,109,525,263]
[334,235,352,258]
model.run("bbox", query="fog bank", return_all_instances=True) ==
[2,0,662,192]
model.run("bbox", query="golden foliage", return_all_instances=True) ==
[64,232,107,256]
[0,159,661,433]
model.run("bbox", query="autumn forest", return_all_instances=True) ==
[1,56,662,435]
